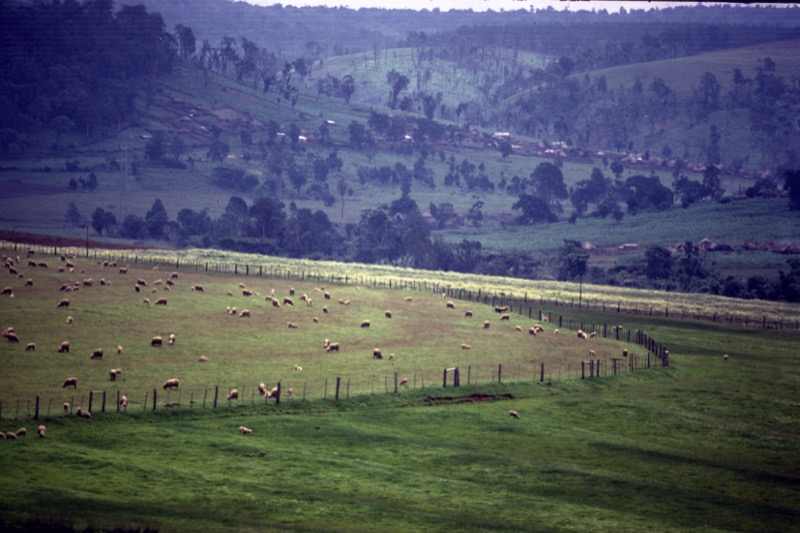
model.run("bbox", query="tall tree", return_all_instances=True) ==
[530,162,568,210]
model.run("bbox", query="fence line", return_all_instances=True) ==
[2,241,793,331]
[0,352,666,422]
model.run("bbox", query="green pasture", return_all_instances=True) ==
[0,252,797,532]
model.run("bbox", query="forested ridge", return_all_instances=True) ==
[1,0,800,303]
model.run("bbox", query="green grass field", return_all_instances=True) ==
[0,250,798,532]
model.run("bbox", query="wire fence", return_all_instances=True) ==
[0,350,665,422]
[1,240,795,331]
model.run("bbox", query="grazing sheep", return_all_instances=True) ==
[269,386,279,398]
[151,336,163,347]
[163,378,180,390]
[577,329,587,339]
[446,301,456,309]
[312,317,319,323]
[508,410,520,420]
[136,279,147,287]
[119,395,128,409]
[90,348,103,360]
[723,353,729,361]
[100,278,108,286]
[404,296,413,302]
[2,326,15,337]
[66,316,73,324]
[239,426,252,435]
[25,342,36,351]
[192,284,204,292]
[388,354,395,360]
[155,297,168,305]
[515,325,522,332]
[360,320,370,328]
[553,329,559,334]
[482,320,490,329]
[258,383,267,397]
[168,333,176,345]
[117,344,123,354]
[372,348,383,359]
[1,286,14,296]
[268,297,280,307]
[109,368,122,381]
[5,332,19,343]
[305,297,312,307]
[528,327,538,336]
[283,297,294,306]
[287,322,298,329]
[385,310,392,319]
[58,341,70,353]
[169,272,178,279]
[82,278,93,287]
[464,310,473,317]
[399,378,409,388]
[76,408,91,419]
[324,292,331,300]
[323,338,330,349]
[56,298,70,308]
[119,266,129,274]
[500,314,510,321]
[166,279,174,287]
[533,325,545,333]
[242,289,253,297]
[588,350,596,357]
[227,389,239,401]
[198,355,208,362]
[294,364,303,371]
[495,306,508,313]
[6,432,16,440]
[238,309,251,318]
[322,306,329,314]
[24,278,33,287]
[143,298,150,305]
[622,349,629,358]
[285,388,293,398]
[16,427,27,437]
[461,343,471,350]
[135,285,141,293]
[37,425,46,438]
[63,402,70,413]
[326,342,340,352]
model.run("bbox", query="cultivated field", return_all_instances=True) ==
[0,248,798,532]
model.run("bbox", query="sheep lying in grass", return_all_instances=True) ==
[76,408,91,419]
[461,343,471,350]
[287,322,298,329]
[163,378,180,390]
[723,353,729,361]
[66,316,73,324]
[515,325,522,332]
[239,426,252,435]
[360,320,370,328]
[37,425,46,438]
[508,410,520,420]
[62,376,78,388]
[198,355,208,362]
[294,364,303,371]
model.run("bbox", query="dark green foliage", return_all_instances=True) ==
[512,194,558,224]
[211,167,258,192]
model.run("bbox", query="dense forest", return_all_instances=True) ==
[2,0,800,302]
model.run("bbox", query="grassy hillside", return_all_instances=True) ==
[0,251,798,532]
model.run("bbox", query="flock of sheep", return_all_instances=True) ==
[1,248,668,435]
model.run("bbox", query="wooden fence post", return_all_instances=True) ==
[34,396,39,420]
[213,385,218,408]
[498,364,502,383]
[335,377,341,401]
[454,367,460,387]
[442,368,448,388]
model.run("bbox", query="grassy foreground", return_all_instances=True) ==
[0,252,798,532]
